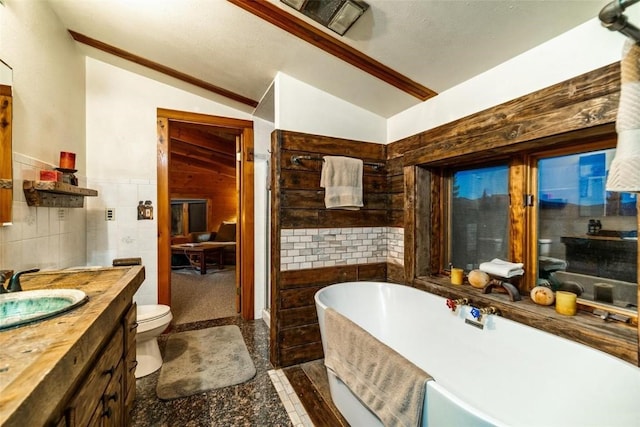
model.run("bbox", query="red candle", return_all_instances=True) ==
[59,151,76,170]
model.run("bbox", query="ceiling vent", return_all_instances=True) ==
[280,0,369,36]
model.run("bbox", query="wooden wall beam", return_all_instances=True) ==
[389,63,620,164]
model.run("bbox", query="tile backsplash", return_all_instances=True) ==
[280,226,404,271]
[0,152,87,271]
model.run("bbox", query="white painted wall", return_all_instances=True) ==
[274,72,387,144]
[84,58,252,306]
[387,16,635,143]
[0,0,85,167]
[253,117,274,319]
[0,0,87,272]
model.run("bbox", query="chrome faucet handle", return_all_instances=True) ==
[8,268,40,292]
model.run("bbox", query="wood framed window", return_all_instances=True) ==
[419,131,637,313]
[170,199,208,237]
[444,163,510,272]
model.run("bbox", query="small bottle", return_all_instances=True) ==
[137,201,145,220]
[144,200,153,220]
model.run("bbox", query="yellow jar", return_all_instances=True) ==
[555,291,577,316]
[451,268,464,285]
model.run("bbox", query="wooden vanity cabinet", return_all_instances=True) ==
[123,303,138,424]
[62,303,137,427]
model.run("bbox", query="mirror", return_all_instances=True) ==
[0,59,12,224]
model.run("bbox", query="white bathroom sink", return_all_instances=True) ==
[0,289,89,330]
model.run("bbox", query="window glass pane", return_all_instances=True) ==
[171,199,208,236]
[188,202,207,233]
[537,148,637,309]
[450,165,509,270]
[171,204,183,236]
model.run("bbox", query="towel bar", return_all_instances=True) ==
[290,155,384,171]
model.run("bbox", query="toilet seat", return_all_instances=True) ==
[138,304,171,323]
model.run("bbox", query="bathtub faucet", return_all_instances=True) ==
[446,298,469,311]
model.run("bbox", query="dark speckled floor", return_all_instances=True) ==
[130,316,293,427]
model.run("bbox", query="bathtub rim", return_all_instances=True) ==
[412,275,639,366]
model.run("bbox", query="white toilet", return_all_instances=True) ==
[135,304,173,378]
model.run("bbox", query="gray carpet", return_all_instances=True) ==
[156,325,257,400]
[170,267,237,325]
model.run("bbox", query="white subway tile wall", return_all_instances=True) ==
[280,226,404,271]
[86,177,158,305]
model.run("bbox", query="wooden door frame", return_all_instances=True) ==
[157,108,255,319]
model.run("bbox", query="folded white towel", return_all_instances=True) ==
[479,258,524,278]
[320,156,363,210]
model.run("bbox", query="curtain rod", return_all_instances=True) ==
[290,155,384,170]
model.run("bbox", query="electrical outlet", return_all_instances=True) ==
[105,208,115,221]
[58,209,65,220]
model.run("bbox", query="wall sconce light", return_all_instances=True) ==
[280,0,369,36]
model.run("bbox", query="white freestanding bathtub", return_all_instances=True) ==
[315,281,640,427]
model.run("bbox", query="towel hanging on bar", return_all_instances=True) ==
[320,156,364,210]
[290,154,384,170]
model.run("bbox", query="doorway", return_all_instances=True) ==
[157,109,255,320]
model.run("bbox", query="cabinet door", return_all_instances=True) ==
[123,303,137,423]
[101,364,123,427]
[67,327,123,426]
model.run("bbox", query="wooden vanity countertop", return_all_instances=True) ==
[0,266,145,427]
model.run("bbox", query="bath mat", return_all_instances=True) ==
[156,325,256,400]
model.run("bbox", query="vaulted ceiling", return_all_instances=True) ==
[169,121,238,178]
[48,0,604,118]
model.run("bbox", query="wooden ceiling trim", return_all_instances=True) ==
[171,139,236,168]
[169,125,236,156]
[171,152,236,177]
[68,30,259,108]
[228,0,437,101]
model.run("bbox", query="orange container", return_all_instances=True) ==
[39,170,62,181]
[59,151,76,170]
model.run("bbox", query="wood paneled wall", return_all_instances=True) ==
[169,158,237,232]
[270,130,390,367]
[276,131,388,228]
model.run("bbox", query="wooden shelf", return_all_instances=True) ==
[23,180,98,207]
